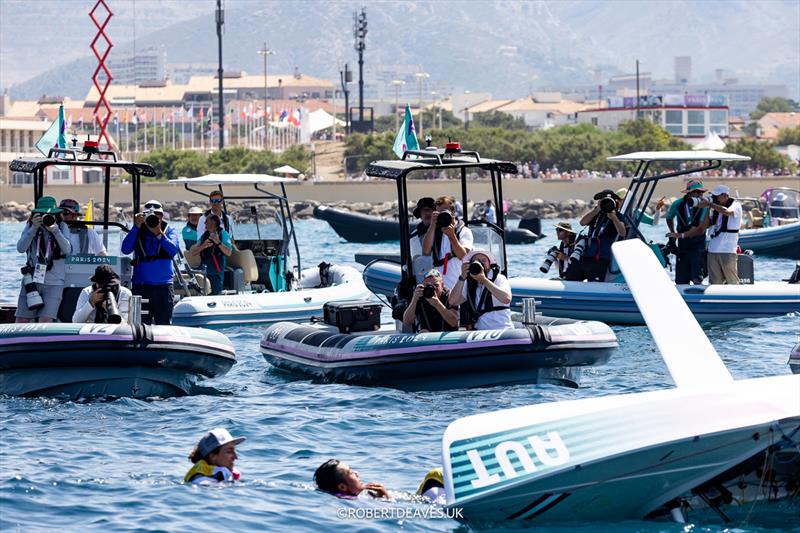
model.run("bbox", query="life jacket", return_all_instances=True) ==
[318,261,332,287]
[557,238,576,278]
[416,467,445,496]
[198,230,226,273]
[676,197,706,250]
[204,209,231,234]
[431,219,465,267]
[585,212,616,261]
[462,266,508,326]
[132,222,172,265]
[68,223,91,254]
[29,225,66,271]
[710,199,739,239]
[183,459,240,484]
[415,289,456,332]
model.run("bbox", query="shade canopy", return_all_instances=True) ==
[607,150,749,162]
[273,165,301,175]
[170,174,297,185]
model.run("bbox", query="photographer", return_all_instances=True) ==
[566,189,627,282]
[665,180,709,285]
[72,265,131,323]
[401,269,459,333]
[449,250,513,330]
[121,199,180,325]
[187,214,232,295]
[703,184,742,285]
[421,195,473,289]
[409,197,435,260]
[540,222,577,279]
[15,196,72,323]
[59,199,107,256]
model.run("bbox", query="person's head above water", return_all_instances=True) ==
[314,459,364,496]
[188,428,246,471]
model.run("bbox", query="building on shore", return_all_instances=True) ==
[757,112,800,141]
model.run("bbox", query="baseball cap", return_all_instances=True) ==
[197,428,246,458]
[187,206,204,215]
[59,199,82,214]
[143,199,164,213]
[711,185,731,197]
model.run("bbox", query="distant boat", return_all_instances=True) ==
[738,187,800,259]
[313,205,543,244]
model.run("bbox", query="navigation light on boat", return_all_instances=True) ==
[83,139,99,154]
[445,139,461,154]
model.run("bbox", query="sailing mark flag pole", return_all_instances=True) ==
[393,104,419,159]
[35,105,67,157]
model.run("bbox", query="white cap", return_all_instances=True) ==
[196,428,246,457]
[711,184,730,196]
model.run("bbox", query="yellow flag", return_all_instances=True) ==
[85,199,94,222]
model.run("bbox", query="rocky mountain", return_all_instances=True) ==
[3,0,798,101]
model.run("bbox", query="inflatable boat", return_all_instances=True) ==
[738,221,800,259]
[363,260,800,325]
[0,322,235,399]
[260,317,617,390]
[791,342,800,374]
[314,205,542,244]
[172,264,370,327]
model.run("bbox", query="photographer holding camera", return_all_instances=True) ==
[15,196,72,323]
[421,196,473,289]
[72,265,131,323]
[540,222,577,279]
[566,189,627,282]
[121,199,180,325]
[665,180,709,285]
[186,214,232,295]
[401,269,459,333]
[59,199,107,256]
[449,250,513,330]
[702,184,743,285]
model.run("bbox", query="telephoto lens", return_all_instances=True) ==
[599,197,616,213]
[422,284,435,299]
[539,246,559,274]
[570,238,586,262]
[104,290,122,324]
[436,210,453,228]
[42,214,56,227]
[20,267,44,310]
[145,213,160,228]
[469,261,484,276]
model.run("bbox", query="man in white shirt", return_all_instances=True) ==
[483,200,497,224]
[196,190,236,241]
[59,199,107,256]
[72,265,131,323]
[421,195,473,289]
[449,250,513,330]
[702,184,742,285]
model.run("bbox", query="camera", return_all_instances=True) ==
[144,209,161,228]
[42,214,56,227]
[539,246,559,274]
[20,266,44,310]
[469,261,484,276]
[569,237,587,263]
[97,285,122,324]
[422,284,436,299]
[436,210,453,228]
[599,196,616,213]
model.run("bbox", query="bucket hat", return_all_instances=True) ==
[32,196,63,215]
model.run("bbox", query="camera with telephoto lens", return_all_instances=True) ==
[599,196,616,213]
[97,285,122,324]
[42,214,56,227]
[422,284,436,299]
[144,208,160,229]
[539,246,559,274]
[20,265,44,310]
[570,237,587,263]
[468,261,484,276]
[436,210,453,228]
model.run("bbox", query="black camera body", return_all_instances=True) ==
[145,212,161,228]
[436,210,453,228]
[599,197,616,213]
[422,284,436,299]
[42,214,56,227]
[469,261,484,276]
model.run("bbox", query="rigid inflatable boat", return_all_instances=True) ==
[0,322,235,399]
[260,315,617,390]
[314,205,542,244]
[738,221,800,259]
[172,264,370,327]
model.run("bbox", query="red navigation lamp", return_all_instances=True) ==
[445,138,462,154]
[83,139,100,154]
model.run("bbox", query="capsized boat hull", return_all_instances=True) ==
[443,374,800,526]
[0,323,236,399]
[260,318,617,390]
[739,221,800,259]
[172,265,371,327]
[362,260,800,324]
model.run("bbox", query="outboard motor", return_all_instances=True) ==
[786,263,800,284]
[518,217,542,237]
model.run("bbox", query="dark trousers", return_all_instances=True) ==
[208,272,224,295]
[565,257,610,282]
[133,283,174,325]
[674,248,704,284]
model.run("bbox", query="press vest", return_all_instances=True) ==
[675,197,706,251]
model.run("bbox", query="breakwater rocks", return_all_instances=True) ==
[0,198,671,222]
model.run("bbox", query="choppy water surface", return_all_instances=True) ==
[1,219,798,532]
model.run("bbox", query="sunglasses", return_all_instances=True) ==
[144,203,162,210]
[210,198,223,204]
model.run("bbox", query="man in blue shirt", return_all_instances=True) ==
[121,199,180,325]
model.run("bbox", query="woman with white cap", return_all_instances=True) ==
[448,249,513,330]
[701,184,742,285]
[184,428,246,484]
[182,206,204,250]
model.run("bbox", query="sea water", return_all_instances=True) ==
[0,219,798,532]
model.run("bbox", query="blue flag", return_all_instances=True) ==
[392,104,419,158]
[35,104,67,157]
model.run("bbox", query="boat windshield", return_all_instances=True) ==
[761,188,800,220]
